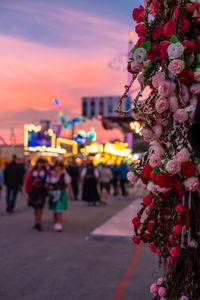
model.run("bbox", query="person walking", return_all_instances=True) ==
[111,164,120,196]
[81,161,99,206]
[48,161,73,232]
[24,158,48,231]
[99,164,113,204]
[118,162,129,197]
[67,160,80,200]
[4,155,23,213]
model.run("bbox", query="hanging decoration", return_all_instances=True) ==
[118,0,200,299]
[53,98,85,134]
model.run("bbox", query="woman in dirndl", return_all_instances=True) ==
[48,161,73,232]
[24,158,49,231]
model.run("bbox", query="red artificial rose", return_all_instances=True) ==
[158,41,170,59]
[132,5,146,23]
[170,247,180,258]
[135,24,147,36]
[149,243,156,253]
[174,6,186,19]
[155,172,172,188]
[147,43,159,61]
[178,69,194,87]
[168,258,175,265]
[152,25,164,40]
[132,236,141,244]
[146,223,153,233]
[143,232,150,238]
[127,63,133,74]
[143,195,152,206]
[182,40,196,54]
[140,164,153,184]
[181,161,195,178]
[150,172,156,181]
[173,224,182,235]
[156,249,162,257]
[176,204,184,214]
[132,216,140,227]
[164,19,176,37]
[137,36,145,47]
[172,177,187,195]
[180,17,190,33]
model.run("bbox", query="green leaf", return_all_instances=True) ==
[131,44,138,54]
[152,167,160,175]
[140,41,151,53]
[170,35,180,44]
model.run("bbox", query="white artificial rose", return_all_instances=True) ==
[167,42,184,60]
[133,47,147,63]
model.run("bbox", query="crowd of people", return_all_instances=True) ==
[0,155,130,232]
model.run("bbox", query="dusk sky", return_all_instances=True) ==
[0,0,141,144]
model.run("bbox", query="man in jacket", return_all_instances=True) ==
[4,155,23,213]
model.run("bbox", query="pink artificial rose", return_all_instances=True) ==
[149,154,161,168]
[182,40,196,54]
[157,278,163,285]
[135,24,147,36]
[152,71,165,89]
[150,140,164,155]
[141,128,154,142]
[138,74,144,85]
[158,287,167,297]
[180,17,190,33]
[137,36,145,47]
[194,69,200,81]
[147,43,159,61]
[164,19,176,37]
[170,247,180,258]
[169,96,178,112]
[191,83,200,94]
[130,61,143,74]
[158,80,174,97]
[156,97,169,114]
[150,283,158,295]
[158,41,170,60]
[193,7,200,24]
[127,172,139,184]
[152,25,164,40]
[156,186,171,193]
[180,84,189,103]
[184,177,199,192]
[152,124,162,139]
[147,182,157,193]
[180,296,189,300]
[177,148,190,162]
[174,6,181,18]
[166,160,181,175]
[132,5,146,23]
[174,109,188,123]
[168,59,185,75]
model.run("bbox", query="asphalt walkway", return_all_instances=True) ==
[0,188,162,300]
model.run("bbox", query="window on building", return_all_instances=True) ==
[99,99,104,116]
[91,100,95,116]
[82,101,87,116]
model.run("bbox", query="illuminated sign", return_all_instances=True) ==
[81,142,131,157]
[130,121,143,136]
[24,124,78,156]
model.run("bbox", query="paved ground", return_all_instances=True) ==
[0,188,162,300]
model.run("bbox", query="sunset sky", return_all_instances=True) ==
[0,0,141,144]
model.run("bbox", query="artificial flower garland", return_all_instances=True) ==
[118,0,200,299]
